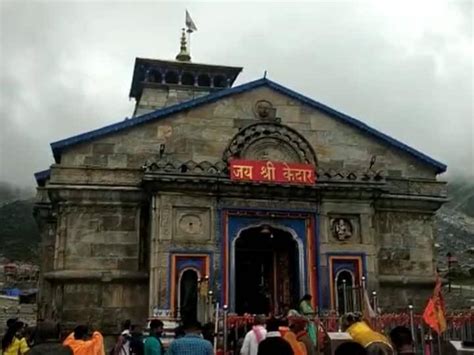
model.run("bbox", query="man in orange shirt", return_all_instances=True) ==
[283,319,307,355]
[290,317,315,355]
[63,325,105,355]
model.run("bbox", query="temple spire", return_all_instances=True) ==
[176,28,191,62]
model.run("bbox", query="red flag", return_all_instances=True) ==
[422,276,447,334]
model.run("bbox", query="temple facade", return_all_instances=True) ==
[34,37,447,333]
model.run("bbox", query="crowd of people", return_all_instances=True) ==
[0,317,215,355]
[1,308,417,355]
[239,312,416,355]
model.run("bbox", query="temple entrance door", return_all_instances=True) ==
[179,269,198,323]
[235,226,299,315]
[336,270,355,314]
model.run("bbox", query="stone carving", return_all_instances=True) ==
[243,138,300,162]
[143,158,385,184]
[332,218,353,241]
[317,167,384,183]
[253,100,280,122]
[144,159,227,175]
[178,214,203,235]
[223,122,317,166]
[173,207,211,241]
[157,125,173,139]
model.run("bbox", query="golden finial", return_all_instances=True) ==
[176,28,191,62]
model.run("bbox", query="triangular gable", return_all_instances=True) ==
[50,78,447,173]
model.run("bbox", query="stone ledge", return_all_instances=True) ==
[49,165,143,186]
[375,194,446,213]
[379,275,439,286]
[44,270,149,282]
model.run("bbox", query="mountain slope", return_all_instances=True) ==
[446,179,474,218]
[0,199,40,261]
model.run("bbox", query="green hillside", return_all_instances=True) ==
[0,199,40,261]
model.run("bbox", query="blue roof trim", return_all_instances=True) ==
[264,80,447,173]
[34,169,51,186]
[50,78,268,162]
[50,77,446,173]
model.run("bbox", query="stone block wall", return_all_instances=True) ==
[35,187,149,334]
[378,284,432,311]
[376,211,435,277]
[149,193,218,314]
[135,87,211,116]
[59,87,438,181]
[375,210,437,310]
[0,296,36,335]
[54,204,140,271]
[58,282,148,333]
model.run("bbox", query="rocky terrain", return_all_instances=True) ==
[435,178,474,282]
[436,207,474,278]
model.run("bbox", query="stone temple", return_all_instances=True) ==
[34,33,447,333]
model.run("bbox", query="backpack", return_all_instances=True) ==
[129,336,144,355]
[109,334,130,355]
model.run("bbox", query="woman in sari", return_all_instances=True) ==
[299,294,317,346]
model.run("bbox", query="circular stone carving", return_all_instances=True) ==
[223,122,317,166]
[242,138,300,162]
[179,214,203,235]
[332,218,353,241]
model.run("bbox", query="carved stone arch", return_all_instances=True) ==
[223,122,317,166]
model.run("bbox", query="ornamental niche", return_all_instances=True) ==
[331,218,353,241]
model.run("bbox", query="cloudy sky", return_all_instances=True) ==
[0,0,472,187]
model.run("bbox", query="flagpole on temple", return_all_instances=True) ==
[187,28,192,57]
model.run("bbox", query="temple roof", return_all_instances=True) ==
[50,77,447,173]
[129,57,243,99]
[34,169,51,186]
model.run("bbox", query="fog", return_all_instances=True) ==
[0,0,472,188]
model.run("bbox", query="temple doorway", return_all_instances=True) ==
[336,270,355,314]
[179,269,198,323]
[235,225,300,315]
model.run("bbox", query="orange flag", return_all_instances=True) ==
[422,276,447,334]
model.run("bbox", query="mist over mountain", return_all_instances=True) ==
[0,181,34,205]
[446,178,474,218]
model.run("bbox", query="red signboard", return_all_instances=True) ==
[229,159,316,185]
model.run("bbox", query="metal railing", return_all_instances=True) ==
[211,308,473,355]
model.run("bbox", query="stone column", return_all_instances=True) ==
[149,194,160,315]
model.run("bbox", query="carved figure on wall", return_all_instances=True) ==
[254,99,278,121]
[332,218,353,241]
[244,138,300,163]
[253,100,281,122]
